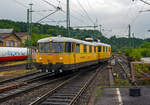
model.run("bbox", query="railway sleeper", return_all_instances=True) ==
[53,94,76,96]
[60,88,80,91]
[50,96,74,99]
[42,101,67,105]
[46,98,71,102]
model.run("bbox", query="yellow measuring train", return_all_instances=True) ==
[35,36,111,73]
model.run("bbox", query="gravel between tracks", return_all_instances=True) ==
[0,79,65,105]
[88,65,110,105]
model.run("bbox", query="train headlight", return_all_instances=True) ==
[59,57,63,60]
[39,57,42,60]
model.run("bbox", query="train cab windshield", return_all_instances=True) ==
[39,43,50,53]
[51,42,64,53]
[39,42,69,53]
[39,42,73,53]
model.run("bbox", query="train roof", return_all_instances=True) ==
[38,36,111,47]
[92,42,110,47]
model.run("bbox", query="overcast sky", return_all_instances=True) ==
[0,0,150,39]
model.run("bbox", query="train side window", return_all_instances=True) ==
[89,46,92,53]
[103,46,105,52]
[98,46,101,52]
[76,44,80,53]
[94,46,96,53]
[106,47,107,52]
[84,45,87,53]
[71,43,75,52]
[65,42,71,53]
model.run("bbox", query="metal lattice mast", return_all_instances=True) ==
[128,24,131,38]
[67,0,70,36]
[26,3,33,69]
[128,24,131,47]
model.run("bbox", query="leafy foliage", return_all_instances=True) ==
[125,42,150,60]
[0,19,149,52]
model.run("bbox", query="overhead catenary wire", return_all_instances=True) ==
[119,1,139,36]
[36,9,59,23]
[42,0,62,10]
[32,9,54,12]
[12,0,28,8]
[70,0,89,18]
[76,0,95,25]
[87,0,93,10]
[60,0,93,26]
[12,0,94,28]
[59,10,87,24]
[140,0,150,5]
[12,0,56,23]
[121,0,146,38]
[43,0,88,25]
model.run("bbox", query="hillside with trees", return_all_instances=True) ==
[125,42,150,60]
[0,19,149,53]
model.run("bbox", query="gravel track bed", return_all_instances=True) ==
[112,54,131,80]
[0,79,65,105]
[88,65,110,105]
[0,64,26,72]
[96,67,110,86]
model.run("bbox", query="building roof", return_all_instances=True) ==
[0,29,14,34]
[0,29,21,41]
[16,32,27,37]
[0,33,12,39]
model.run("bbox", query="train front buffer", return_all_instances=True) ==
[34,54,65,73]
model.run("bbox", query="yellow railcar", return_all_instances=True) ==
[35,36,111,73]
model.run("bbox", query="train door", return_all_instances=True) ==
[72,43,76,70]
[74,43,80,70]
[98,46,101,63]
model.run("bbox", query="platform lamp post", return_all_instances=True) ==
[26,4,33,69]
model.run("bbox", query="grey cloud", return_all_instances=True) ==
[0,0,150,38]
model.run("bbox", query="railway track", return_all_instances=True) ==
[29,65,101,105]
[0,72,54,103]
[114,54,131,80]
[0,71,51,87]
[0,71,80,104]
[0,63,27,72]
[0,71,40,85]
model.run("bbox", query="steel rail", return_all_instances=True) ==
[0,63,27,72]
[0,73,72,103]
[29,65,101,105]
[69,66,102,105]
[29,73,80,105]
[0,72,40,85]
[0,72,53,94]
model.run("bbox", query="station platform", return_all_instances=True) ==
[94,87,150,105]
